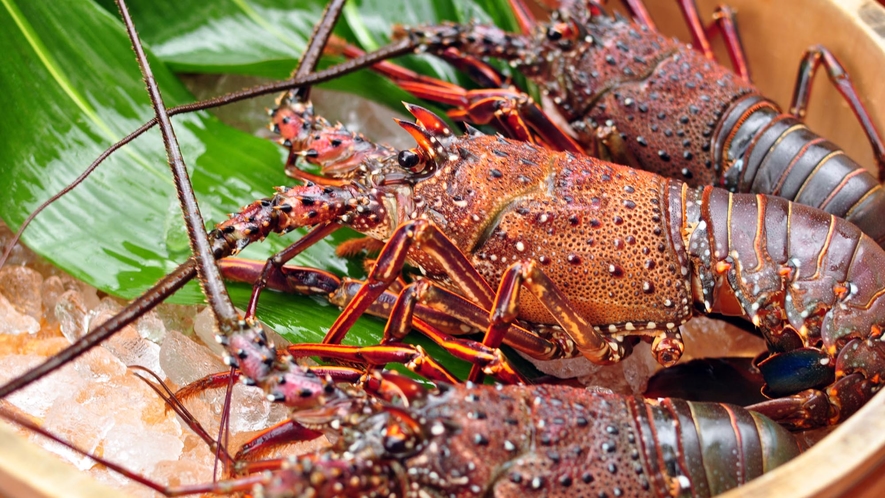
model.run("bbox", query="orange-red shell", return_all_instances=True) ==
[409,134,692,330]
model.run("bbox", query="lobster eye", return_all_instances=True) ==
[545,21,580,48]
[546,27,563,41]
[398,149,421,170]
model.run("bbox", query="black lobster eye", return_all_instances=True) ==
[546,27,563,41]
[398,149,421,170]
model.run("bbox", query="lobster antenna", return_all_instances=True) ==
[290,0,347,102]
[0,37,417,270]
[129,366,237,466]
[115,0,239,325]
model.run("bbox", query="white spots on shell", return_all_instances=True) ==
[516,241,525,252]
[675,475,692,491]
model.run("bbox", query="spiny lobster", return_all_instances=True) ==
[329,0,885,246]
[99,366,821,496]
[3,361,804,497]
[213,99,885,431]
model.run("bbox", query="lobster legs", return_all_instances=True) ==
[312,219,632,377]
[789,45,885,181]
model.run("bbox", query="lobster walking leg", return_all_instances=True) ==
[789,45,885,181]
[622,0,658,30]
[222,258,566,362]
[331,42,586,153]
[706,5,751,81]
[242,222,342,319]
[318,218,626,366]
[675,0,716,60]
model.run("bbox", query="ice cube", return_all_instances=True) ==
[192,307,226,356]
[228,383,272,434]
[0,266,43,320]
[101,423,184,475]
[55,289,89,342]
[0,291,39,335]
[136,310,167,344]
[0,354,84,417]
[159,330,225,386]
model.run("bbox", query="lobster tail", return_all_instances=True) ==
[716,99,885,246]
[409,384,801,497]
[678,184,885,427]
[633,397,803,495]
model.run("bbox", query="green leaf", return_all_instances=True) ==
[0,0,532,381]
[92,0,521,110]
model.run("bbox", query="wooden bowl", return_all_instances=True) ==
[2,1,885,497]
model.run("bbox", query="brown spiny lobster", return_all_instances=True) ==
[4,363,803,497]
[186,98,885,431]
[327,0,885,246]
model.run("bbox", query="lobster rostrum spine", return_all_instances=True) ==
[392,2,885,246]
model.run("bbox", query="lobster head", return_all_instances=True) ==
[239,103,464,246]
[522,1,675,122]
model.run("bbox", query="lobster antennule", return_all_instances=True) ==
[402,102,453,138]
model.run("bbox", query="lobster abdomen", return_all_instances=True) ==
[675,184,885,423]
[716,99,885,246]
[413,384,802,497]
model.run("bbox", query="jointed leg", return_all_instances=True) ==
[333,42,585,153]
[675,0,715,60]
[706,5,751,81]
[622,0,658,30]
[789,45,885,181]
